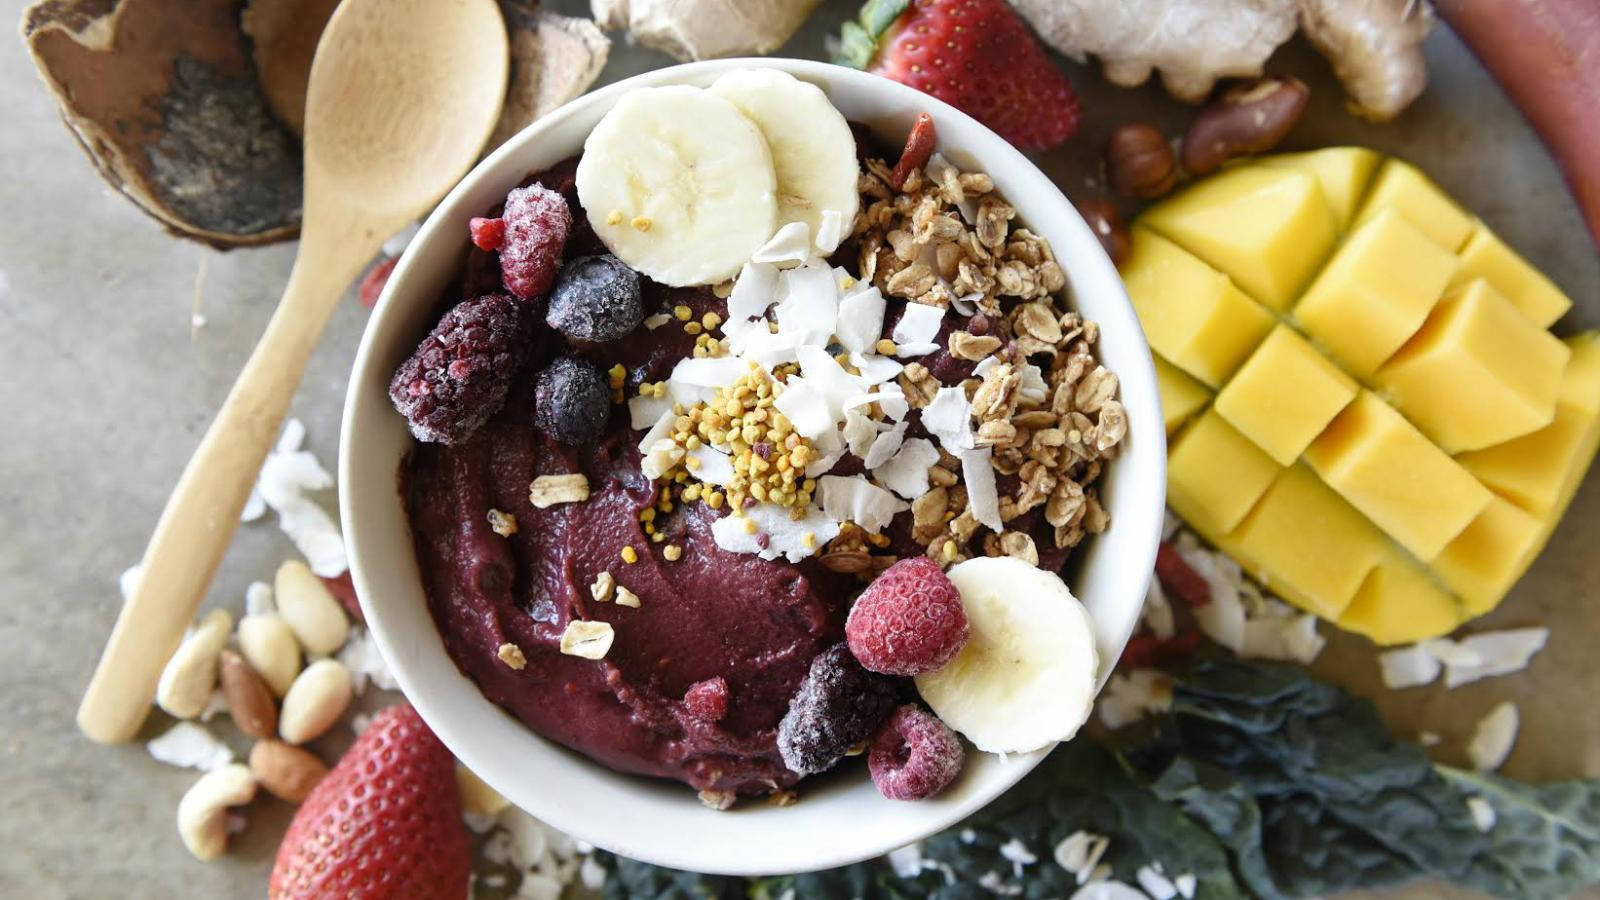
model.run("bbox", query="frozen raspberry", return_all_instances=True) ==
[869,705,964,801]
[682,677,730,722]
[776,644,898,776]
[845,557,970,676]
[468,216,507,251]
[546,255,643,342]
[389,293,530,444]
[358,256,397,309]
[532,356,610,445]
[479,184,571,299]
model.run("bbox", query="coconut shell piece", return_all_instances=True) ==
[21,0,304,248]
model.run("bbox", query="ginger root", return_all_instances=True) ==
[591,0,820,62]
[1012,0,1433,121]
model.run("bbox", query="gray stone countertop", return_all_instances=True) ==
[1,0,1595,897]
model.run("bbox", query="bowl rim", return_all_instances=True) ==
[340,57,1166,877]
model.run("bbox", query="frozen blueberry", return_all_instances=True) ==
[533,356,610,445]
[776,644,898,776]
[388,293,530,444]
[545,255,643,342]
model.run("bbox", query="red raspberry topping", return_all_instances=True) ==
[869,705,964,801]
[845,557,969,676]
[1155,542,1212,608]
[468,216,507,251]
[683,677,730,722]
[495,184,571,300]
[358,256,397,309]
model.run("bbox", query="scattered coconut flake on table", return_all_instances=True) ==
[1443,627,1549,688]
[381,221,421,257]
[119,564,143,601]
[891,302,945,357]
[1419,730,1443,747]
[198,688,228,723]
[750,221,811,266]
[710,503,840,562]
[1136,863,1178,900]
[253,419,347,577]
[1140,579,1175,641]
[1054,831,1111,884]
[147,722,233,772]
[836,286,887,353]
[817,474,907,533]
[244,581,275,616]
[337,627,397,694]
[1097,669,1174,729]
[1468,701,1520,772]
[1379,644,1443,689]
[1173,873,1197,899]
[874,437,940,500]
[1466,795,1497,832]
[1177,539,1244,654]
[961,448,1003,532]
[887,843,924,878]
[922,386,976,455]
[999,837,1038,878]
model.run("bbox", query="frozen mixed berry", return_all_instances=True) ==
[682,677,730,722]
[358,256,397,309]
[868,705,964,801]
[776,644,898,776]
[389,293,530,444]
[845,557,970,676]
[533,356,610,445]
[546,254,644,342]
[472,184,572,300]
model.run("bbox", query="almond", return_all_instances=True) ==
[248,740,329,804]
[219,649,278,739]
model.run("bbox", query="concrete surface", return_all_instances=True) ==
[1,1,1595,897]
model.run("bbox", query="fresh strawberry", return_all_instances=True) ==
[835,0,1082,149]
[270,704,469,900]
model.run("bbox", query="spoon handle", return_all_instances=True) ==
[77,239,369,743]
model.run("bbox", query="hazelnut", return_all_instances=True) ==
[1075,198,1130,266]
[1182,76,1311,175]
[1106,123,1179,199]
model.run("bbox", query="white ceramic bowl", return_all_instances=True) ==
[340,58,1165,877]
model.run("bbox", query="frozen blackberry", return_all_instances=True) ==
[869,705,964,801]
[777,644,898,776]
[472,184,572,300]
[546,255,643,342]
[389,293,531,445]
[533,356,610,445]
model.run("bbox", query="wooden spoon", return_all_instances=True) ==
[77,0,509,743]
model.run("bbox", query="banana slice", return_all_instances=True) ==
[708,68,860,252]
[915,557,1100,754]
[576,85,777,286]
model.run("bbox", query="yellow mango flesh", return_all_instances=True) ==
[1451,224,1573,328]
[1258,147,1382,230]
[1339,556,1463,647]
[1227,464,1388,620]
[1305,391,1490,561]
[1143,166,1338,311]
[1121,228,1276,387]
[1376,279,1569,453]
[1167,409,1282,536]
[1155,356,1212,437]
[1293,208,1458,378]
[1216,324,1358,465]
[1353,158,1475,252]
[1432,497,1545,616]
[1560,332,1600,415]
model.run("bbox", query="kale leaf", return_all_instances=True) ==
[1440,765,1600,899]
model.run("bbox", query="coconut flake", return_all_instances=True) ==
[1070,882,1148,900]
[627,393,674,430]
[669,357,747,392]
[972,356,1000,378]
[147,722,233,771]
[773,377,834,439]
[710,503,840,563]
[774,262,839,348]
[1180,543,1245,653]
[1019,364,1050,404]
[892,302,945,357]
[1466,796,1497,833]
[686,445,734,486]
[796,345,865,419]
[1468,701,1519,771]
[240,489,267,522]
[815,209,845,255]
[961,448,1003,532]
[1419,637,1484,669]
[244,581,275,617]
[818,474,908,533]
[887,844,924,879]
[1140,579,1176,641]
[836,286,886,354]
[637,410,676,455]
[843,408,887,457]
[863,420,910,469]
[1379,644,1443,689]
[1097,669,1174,729]
[848,352,904,386]
[727,261,779,323]
[805,427,847,477]
[1444,628,1549,688]
[843,386,909,423]
[751,221,812,267]
[643,312,672,330]
[873,437,940,500]
[922,387,975,455]
[999,838,1037,879]
[338,626,398,694]
[1419,730,1443,747]
[119,565,143,600]
[1137,865,1178,900]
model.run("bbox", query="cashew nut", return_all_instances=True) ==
[155,609,234,719]
[238,613,302,697]
[278,659,352,745]
[176,763,257,861]
[274,559,349,656]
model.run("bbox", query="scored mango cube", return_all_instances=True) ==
[1142,166,1338,311]
[1451,224,1573,328]
[1353,157,1475,252]
[1167,409,1281,536]
[1339,555,1463,646]
[1376,279,1569,453]
[1227,464,1387,620]
[1560,331,1600,416]
[1122,228,1277,387]
[1155,356,1212,437]
[1431,497,1544,616]
[1215,324,1358,465]
[1257,147,1382,230]
[1293,208,1458,378]
[1304,391,1490,561]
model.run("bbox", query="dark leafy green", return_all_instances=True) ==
[1440,765,1600,899]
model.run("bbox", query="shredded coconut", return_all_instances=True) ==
[337,627,398,694]
[1379,644,1443,689]
[921,386,976,455]
[961,447,1003,532]
[147,722,233,771]
[873,437,940,500]
[750,221,811,267]
[710,503,840,562]
[891,302,945,356]
[1467,701,1519,772]
[817,474,907,533]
